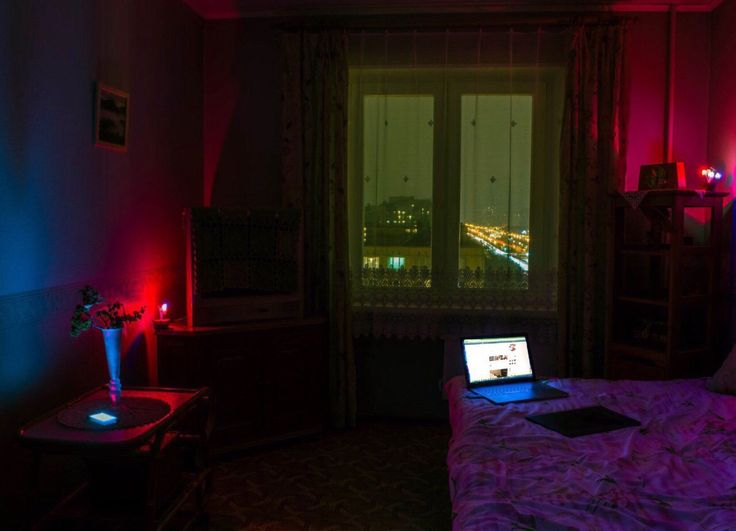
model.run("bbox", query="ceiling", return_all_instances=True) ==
[180,0,724,19]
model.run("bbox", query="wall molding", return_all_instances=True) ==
[0,266,184,332]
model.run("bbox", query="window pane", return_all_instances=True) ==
[362,95,433,287]
[459,94,531,288]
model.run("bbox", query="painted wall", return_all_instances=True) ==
[204,18,283,207]
[0,0,202,522]
[708,0,736,341]
[625,12,711,191]
[709,0,736,190]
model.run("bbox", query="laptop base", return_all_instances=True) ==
[472,382,569,404]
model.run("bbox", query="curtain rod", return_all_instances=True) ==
[276,14,634,32]
[343,27,570,36]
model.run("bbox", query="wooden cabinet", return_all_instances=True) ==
[156,318,327,453]
[607,190,725,379]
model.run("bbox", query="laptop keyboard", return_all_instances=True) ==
[487,383,537,394]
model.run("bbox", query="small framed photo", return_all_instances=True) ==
[638,162,686,190]
[95,83,129,152]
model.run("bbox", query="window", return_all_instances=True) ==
[348,66,563,309]
[459,94,532,287]
[387,256,406,269]
[360,93,434,287]
[363,256,380,269]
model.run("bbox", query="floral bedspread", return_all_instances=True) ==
[446,376,736,530]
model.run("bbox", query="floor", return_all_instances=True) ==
[201,419,452,530]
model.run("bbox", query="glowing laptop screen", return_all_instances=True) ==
[463,336,533,385]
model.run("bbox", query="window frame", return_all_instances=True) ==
[348,66,564,307]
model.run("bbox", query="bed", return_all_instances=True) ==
[446,376,736,530]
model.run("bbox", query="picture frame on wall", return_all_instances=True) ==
[95,83,129,152]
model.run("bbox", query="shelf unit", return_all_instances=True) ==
[607,190,725,379]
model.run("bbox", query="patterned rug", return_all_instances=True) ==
[201,419,451,530]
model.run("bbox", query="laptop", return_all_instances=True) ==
[462,334,568,404]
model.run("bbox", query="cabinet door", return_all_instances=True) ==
[211,349,264,447]
[263,325,326,434]
[157,319,327,450]
[157,336,210,388]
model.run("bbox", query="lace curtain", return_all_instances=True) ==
[346,28,568,338]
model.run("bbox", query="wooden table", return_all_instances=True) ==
[19,386,212,530]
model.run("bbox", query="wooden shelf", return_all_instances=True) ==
[616,295,668,307]
[620,245,712,256]
[682,246,715,256]
[608,342,666,366]
[607,190,723,379]
[616,294,709,306]
[681,294,710,305]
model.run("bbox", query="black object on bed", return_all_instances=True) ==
[525,406,640,437]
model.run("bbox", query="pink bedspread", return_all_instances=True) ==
[446,376,736,530]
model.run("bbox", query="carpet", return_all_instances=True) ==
[202,419,451,530]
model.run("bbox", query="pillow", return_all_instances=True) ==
[707,345,736,394]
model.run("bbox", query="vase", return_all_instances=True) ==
[101,327,123,405]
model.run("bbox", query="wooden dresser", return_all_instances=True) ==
[156,317,327,454]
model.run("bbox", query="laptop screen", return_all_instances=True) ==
[463,336,534,386]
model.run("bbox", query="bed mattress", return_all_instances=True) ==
[446,376,736,530]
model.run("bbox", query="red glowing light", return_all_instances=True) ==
[158,303,168,320]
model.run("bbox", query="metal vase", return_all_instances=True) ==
[101,327,123,405]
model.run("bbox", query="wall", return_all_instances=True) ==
[0,0,202,523]
[708,0,736,344]
[709,0,736,187]
[204,18,283,207]
[625,12,711,191]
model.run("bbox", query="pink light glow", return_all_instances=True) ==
[158,303,168,320]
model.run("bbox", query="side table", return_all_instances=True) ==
[19,386,212,530]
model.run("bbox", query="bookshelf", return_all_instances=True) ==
[607,190,725,379]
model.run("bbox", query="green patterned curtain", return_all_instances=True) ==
[283,31,356,428]
[558,22,629,377]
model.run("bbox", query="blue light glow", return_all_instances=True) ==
[89,411,117,425]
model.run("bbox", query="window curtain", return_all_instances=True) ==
[283,31,356,428]
[558,22,629,377]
